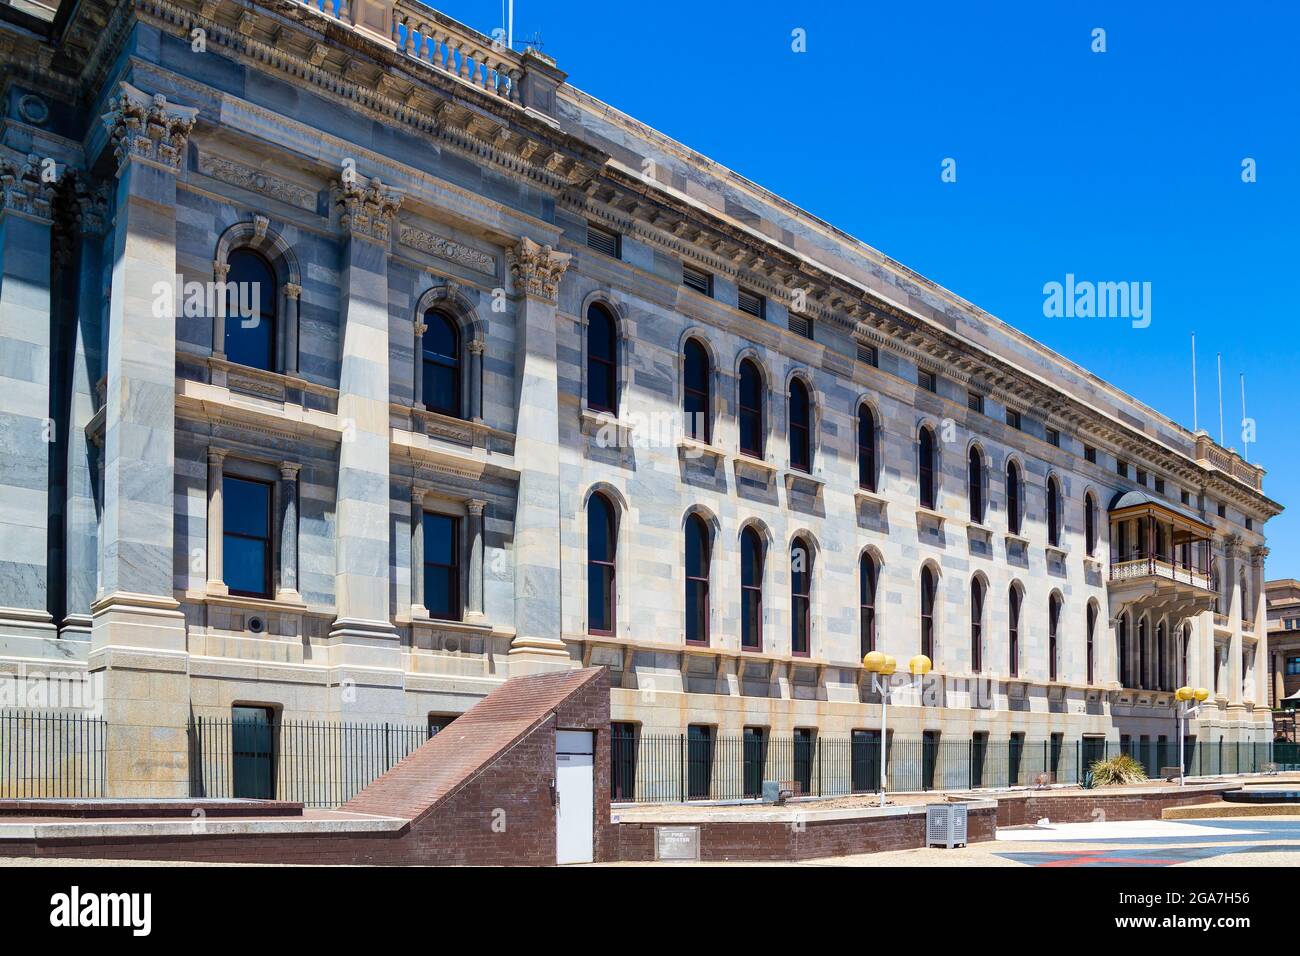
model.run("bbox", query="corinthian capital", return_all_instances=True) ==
[100,83,198,173]
[0,153,55,222]
[508,236,571,301]
[334,174,402,242]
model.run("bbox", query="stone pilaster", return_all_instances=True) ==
[468,337,485,422]
[412,318,427,409]
[89,83,197,797]
[282,282,301,375]
[211,259,229,359]
[205,447,227,594]
[410,485,426,616]
[466,498,485,620]
[505,236,571,672]
[277,462,301,600]
[0,153,57,653]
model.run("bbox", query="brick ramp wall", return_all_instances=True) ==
[993,784,1237,827]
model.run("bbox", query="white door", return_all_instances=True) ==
[555,730,594,865]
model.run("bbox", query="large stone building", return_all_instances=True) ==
[1265,580,1300,733]
[0,0,1281,795]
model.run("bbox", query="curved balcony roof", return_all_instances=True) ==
[1108,490,1213,537]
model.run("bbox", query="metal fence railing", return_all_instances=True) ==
[188,716,432,808]
[610,732,1290,804]
[0,710,106,798]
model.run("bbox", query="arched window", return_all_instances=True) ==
[1047,476,1062,547]
[860,553,878,657]
[683,339,711,443]
[1118,613,1131,687]
[1008,584,1022,677]
[1138,617,1149,689]
[1006,460,1022,535]
[224,248,277,371]
[1049,593,1062,682]
[918,426,936,510]
[920,565,937,659]
[421,310,461,416]
[857,404,877,492]
[1240,572,1251,625]
[1211,563,1222,614]
[788,379,812,472]
[1181,624,1190,687]
[968,447,984,523]
[738,359,765,458]
[587,493,616,635]
[740,526,764,650]
[586,303,617,413]
[1084,492,1098,555]
[1156,620,1168,692]
[791,537,812,656]
[1086,601,1097,685]
[970,577,984,673]
[684,513,710,645]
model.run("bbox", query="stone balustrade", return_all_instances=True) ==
[391,1,523,102]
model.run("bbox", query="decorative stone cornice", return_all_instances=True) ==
[100,83,198,173]
[0,154,56,223]
[398,223,496,275]
[334,174,402,242]
[508,236,570,301]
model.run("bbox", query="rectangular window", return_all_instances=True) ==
[1136,468,1148,485]
[428,714,457,736]
[793,728,815,796]
[742,726,767,799]
[1155,477,1165,494]
[1084,444,1096,463]
[610,722,638,800]
[737,288,766,318]
[682,264,712,296]
[788,314,814,340]
[231,705,275,799]
[686,725,714,800]
[967,391,984,413]
[1117,459,1129,478]
[851,729,882,794]
[586,222,620,258]
[1005,409,1021,430]
[1246,517,1253,531]
[1181,489,1191,505]
[1287,657,1300,676]
[1008,732,1025,786]
[423,512,461,621]
[856,342,878,367]
[1217,502,1227,518]
[1046,427,1060,447]
[918,369,937,392]
[223,475,273,598]
[922,730,940,791]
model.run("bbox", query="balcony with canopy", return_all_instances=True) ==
[1107,490,1217,622]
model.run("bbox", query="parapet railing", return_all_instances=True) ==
[1109,557,1211,590]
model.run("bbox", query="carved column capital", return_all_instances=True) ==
[468,338,486,355]
[334,174,402,242]
[1251,545,1270,567]
[467,498,487,516]
[207,446,228,467]
[283,282,302,300]
[413,320,428,337]
[508,235,570,301]
[100,83,198,174]
[279,461,301,481]
[0,153,56,223]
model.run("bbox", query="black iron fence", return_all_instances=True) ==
[610,731,1290,804]
[0,710,106,798]
[188,716,431,808]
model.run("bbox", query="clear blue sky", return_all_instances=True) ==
[437,0,1299,573]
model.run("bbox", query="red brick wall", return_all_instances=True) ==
[994,785,1236,827]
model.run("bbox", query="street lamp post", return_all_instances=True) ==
[1174,685,1210,786]
[863,651,930,807]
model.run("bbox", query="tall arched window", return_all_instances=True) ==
[684,514,710,646]
[1239,572,1251,625]
[225,248,277,371]
[1008,584,1022,677]
[1118,613,1131,686]
[1047,476,1062,547]
[1181,624,1190,687]
[1006,460,1022,535]
[683,338,711,443]
[1086,601,1097,685]
[1156,620,1167,692]
[1048,592,1062,682]
[740,526,764,650]
[970,577,985,673]
[587,493,616,635]
[1138,617,1149,689]
[918,426,936,510]
[1085,492,1098,555]
[791,537,812,656]
[857,404,877,492]
[421,310,461,416]
[788,379,812,472]
[920,565,937,659]
[738,359,764,458]
[860,553,878,657]
[968,447,984,523]
[586,303,617,413]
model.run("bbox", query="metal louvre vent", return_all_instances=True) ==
[586,223,620,258]
[682,265,712,296]
[788,314,813,340]
[856,342,878,367]
[738,288,765,318]
[926,803,968,848]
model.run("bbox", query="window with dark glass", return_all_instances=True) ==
[683,338,711,443]
[742,726,767,799]
[1006,460,1022,535]
[970,577,984,673]
[1118,614,1130,686]
[968,391,984,413]
[738,359,764,458]
[1047,476,1061,547]
[684,514,710,645]
[423,512,460,621]
[224,249,277,371]
[1049,593,1061,682]
[421,310,461,416]
[791,537,812,656]
[686,724,713,800]
[1006,409,1021,430]
[586,304,617,413]
[587,493,616,635]
[428,714,457,736]
[857,405,876,492]
[793,728,814,795]
[1046,427,1060,447]
[788,378,812,472]
[1008,585,1021,677]
[610,722,638,800]
[920,565,936,659]
[860,553,877,657]
[1085,493,1097,554]
[918,427,936,510]
[740,526,764,650]
[1087,602,1097,685]
[231,705,275,799]
[1117,459,1129,478]
[968,447,984,523]
[1084,444,1097,463]
[224,475,273,598]
[1136,468,1148,486]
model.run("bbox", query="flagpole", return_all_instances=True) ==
[1217,353,1224,446]
[1191,332,1198,432]
[1240,373,1249,463]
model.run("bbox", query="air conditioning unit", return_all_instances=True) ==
[926,802,968,848]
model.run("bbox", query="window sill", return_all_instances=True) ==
[915,507,946,527]
[1046,544,1070,561]
[1083,555,1104,569]
[189,588,309,613]
[408,614,493,634]
[732,453,777,481]
[1004,532,1031,547]
[677,436,725,460]
[853,488,887,509]
[579,407,634,447]
[783,469,825,495]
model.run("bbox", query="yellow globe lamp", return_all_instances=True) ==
[882,654,898,676]
[1194,687,1210,702]
[1175,686,1193,702]
[909,654,932,676]
[862,651,886,673]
